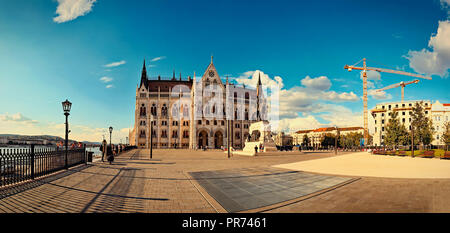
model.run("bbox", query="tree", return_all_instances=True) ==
[302,134,309,147]
[443,122,450,149]
[410,101,434,148]
[384,111,409,149]
[321,133,336,148]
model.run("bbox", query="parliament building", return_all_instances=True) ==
[129,57,267,149]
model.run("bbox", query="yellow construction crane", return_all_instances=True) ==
[344,58,432,146]
[376,79,420,102]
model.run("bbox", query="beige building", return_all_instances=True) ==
[130,57,267,149]
[431,101,450,145]
[293,127,364,147]
[274,132,293,146]
[369,100,450,146]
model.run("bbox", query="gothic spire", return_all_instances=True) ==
[139,59,148,88]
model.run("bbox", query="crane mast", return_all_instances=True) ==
[344,58,431,146]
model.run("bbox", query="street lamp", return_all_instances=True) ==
[334,126,339,155]
[150,115,153,159]
[62,99,72,169]
[109,126,113,147]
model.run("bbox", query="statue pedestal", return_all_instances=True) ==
[231,121,277,156]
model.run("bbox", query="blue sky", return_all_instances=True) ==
[0,0,449,142]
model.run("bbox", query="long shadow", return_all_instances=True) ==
[0,165,92,200]
[80,168,167,213]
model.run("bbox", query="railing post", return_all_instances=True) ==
[30,144,35,180]
[84,144,87,165]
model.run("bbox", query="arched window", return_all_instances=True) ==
[151,103,157,116]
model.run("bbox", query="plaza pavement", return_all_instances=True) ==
[274,152,450,179]
[1,149,450,213]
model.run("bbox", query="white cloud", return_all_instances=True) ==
[104,60,126,68]
[0,113,38,124]
[405,20,450,77]
[234,70,284,89]
[301,76,331,90]
[106,84,114,89]
[53,0,97,23]
[368,89,392,100]
[151,56,166,62]
[100,76,113,83]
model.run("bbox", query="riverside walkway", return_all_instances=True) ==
[1,149,450,213]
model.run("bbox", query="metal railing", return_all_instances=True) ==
[0,145,86,187]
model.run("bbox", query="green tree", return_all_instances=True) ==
[302,134,310,147]
[410,102,434,147]
[443,122,450,149]
[384,111,409,149]
[321,133,336,148]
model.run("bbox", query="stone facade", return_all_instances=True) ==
[130,58,267,149]
[293,127,364,148]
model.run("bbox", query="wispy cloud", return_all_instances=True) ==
[106,84,114,89]
[53,0,97,23]
[151,56,166,62]
[104,60,126,68]
[100,76,113,83]
[0,113,38,124]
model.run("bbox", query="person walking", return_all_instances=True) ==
[100,140,107,162]
[254,145,258,155]
[107,144,114,164]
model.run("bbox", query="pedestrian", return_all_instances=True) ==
[107,144,114,164]
[100,140,107,162]
[254,145,258,155]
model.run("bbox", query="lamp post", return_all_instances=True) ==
[411,125,415,158]
[335,126,338,155]
[109,126,113,148]
[151,115,154,159]
[62,99,72,169]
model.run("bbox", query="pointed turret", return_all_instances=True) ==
[179,72,182,81]
[256,71,262,121]
[172,70,176,80]
[139,59,148,89]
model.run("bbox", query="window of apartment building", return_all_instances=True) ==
[140,93,146,98]
[425,111,428,114]
[409,118,411,122]
[402,118,405,123]
[382,127,384,132]
[402,104,405,107]
[140,121,146,126]
[395,104,398,108]
[375,127,377,132]
[382,135,384,139]
[235,132,241,139]
[172,130,178,138]
[425,103,428,106]
[152,130,156,138]
[437,135,440,140]
[388,105,391,110]
[206,120,209,125]
[402,112,405,115]
[375,120,377,124]
[382,120,385,124]
[161,130,167,138]
[198,120,202,125]
[382,113,384,117]
[409,125,412,130]
[221,121,225,126]
[409,103,412,106]
[244,124,248,129]
[235,124,240,128]
[172,121,178,126]
[161,121,167,126]
[382,106,385,109]
[183,130,189,138]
